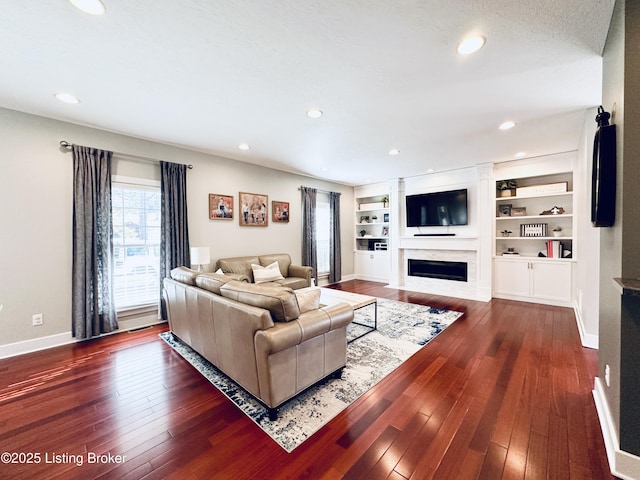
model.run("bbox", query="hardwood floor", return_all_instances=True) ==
[0,280,614,479]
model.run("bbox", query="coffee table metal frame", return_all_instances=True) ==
[317,288,377,343]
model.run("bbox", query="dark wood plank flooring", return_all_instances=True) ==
[0,280,614,479]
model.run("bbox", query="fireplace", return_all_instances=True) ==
[408,259,468,282]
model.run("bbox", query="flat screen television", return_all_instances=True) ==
[591,106,616,227]
[406,189,468,227]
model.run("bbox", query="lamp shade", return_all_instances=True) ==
[190,246,210,267]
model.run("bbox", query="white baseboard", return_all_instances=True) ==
[593,377,640,480]
[0,332,76,359]
[574,303,599,349]
[317,274,356,287]
[0,315,166,359]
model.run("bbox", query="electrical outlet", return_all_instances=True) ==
[32,313,43,326]
[605,364,611,387]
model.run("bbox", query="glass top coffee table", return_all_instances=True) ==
[318,287,377,343]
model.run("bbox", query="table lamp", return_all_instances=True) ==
[190,246,210,272]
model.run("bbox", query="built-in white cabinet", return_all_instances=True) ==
[493,163,576,307]
[494,257,572,304]
[354,251,390,282]
[354,186,390,282]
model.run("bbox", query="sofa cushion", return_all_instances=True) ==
[294,288,321,313]
[217,256,260,282]
[219,281,301,322]
[274,277,310,290]
[252,261,285,284]
[170,266,199,285]
[195,273,231,295]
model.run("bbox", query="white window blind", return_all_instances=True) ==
[316,193,331,275]
[111,181,161,310]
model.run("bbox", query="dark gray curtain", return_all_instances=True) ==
[329,191,342,283]
[72,145,118,339]
[301,186,317,285]
[160,161,190,319]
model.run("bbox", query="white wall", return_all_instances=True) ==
[185,152,353,272]
[574,108,601,348]
[0,107,353,354]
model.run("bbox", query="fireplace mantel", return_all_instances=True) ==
[397,235,478,251]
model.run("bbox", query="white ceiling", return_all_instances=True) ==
[0,0,615,186]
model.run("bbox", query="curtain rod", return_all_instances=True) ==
[299,185,341,195]
[59,140,193,169]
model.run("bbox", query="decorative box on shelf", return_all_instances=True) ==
[516,182,568,197]
[359,202,385,210]
[520,223,548,237]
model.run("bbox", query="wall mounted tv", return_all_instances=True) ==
[406,189,468,227]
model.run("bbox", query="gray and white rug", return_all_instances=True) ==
[159,298,462,452]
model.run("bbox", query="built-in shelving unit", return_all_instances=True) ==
[493,170,576,306]
[354,188,390,282]
[495,188,574,259]
[355,196,389,252]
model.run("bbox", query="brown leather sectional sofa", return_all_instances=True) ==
[163,265,353,420]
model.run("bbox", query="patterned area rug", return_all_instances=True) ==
[159,298,462,452]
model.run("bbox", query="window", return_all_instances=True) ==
[316,192,331,275]
[111,179,161,310]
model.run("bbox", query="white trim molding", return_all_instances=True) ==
[574,303,599,349]
[0,315,166,359]
[0,332,75,359]
[593,377,640,480]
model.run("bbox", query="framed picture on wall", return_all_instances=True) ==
[239,192,268,226]
[272,201,289,223]
[209,194,234,220]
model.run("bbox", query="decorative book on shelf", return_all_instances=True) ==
[546,240,562,258]
[538,240,571,259]
[520,223,548,237]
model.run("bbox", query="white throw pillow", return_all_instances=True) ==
[295,288,321,313]
[215,268,225,274]
[251,261,285,284]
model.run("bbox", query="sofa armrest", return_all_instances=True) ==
[255,302,353,356]
[288,264,314,285]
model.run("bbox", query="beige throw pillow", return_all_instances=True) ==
[295,288,321,313]
[251,261,285,284]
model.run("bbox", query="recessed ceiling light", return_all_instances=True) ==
[499,120,517,130]
[68,0,106,15]
[514,152,527,158]
[427,168,436,173]
[54,92,80,104]
[306,109,323,119]
[388,148,400,155]
[238,143,251,151]
[457,35,486,55]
